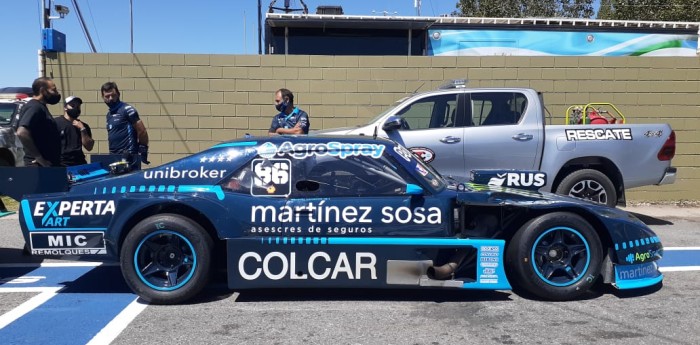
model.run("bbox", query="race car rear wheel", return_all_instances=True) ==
[121,214,213,304]
[506,212,602,301]
[556,169,617,207]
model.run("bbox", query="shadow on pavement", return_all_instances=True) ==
[629,212,673,226]
[0,247,50,264]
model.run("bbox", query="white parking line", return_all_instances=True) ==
[664,247,700,250]
[86,297,149,345]
[0,287,61,329]
[0,262,119,268]
[660,266,700,272]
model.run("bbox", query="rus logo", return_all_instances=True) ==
[488,173,545,188]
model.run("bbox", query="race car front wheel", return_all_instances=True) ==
[506,212,602,301]
[121,214,213,304]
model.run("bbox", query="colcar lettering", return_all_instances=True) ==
[238,251,377,281]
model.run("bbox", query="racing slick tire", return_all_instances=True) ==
[506,212,603,301]
[556,169,617,207]
[121,214,214,304]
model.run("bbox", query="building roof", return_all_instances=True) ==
[266,13,700,33]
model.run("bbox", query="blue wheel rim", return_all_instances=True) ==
[531,226,591,287]
[134,230,197,291]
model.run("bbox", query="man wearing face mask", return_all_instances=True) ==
[269,88,310,135]
[15,77,62,167]
[101,81,149,170]
[54,96,94,166]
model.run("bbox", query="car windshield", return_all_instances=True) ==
[0,103,16,126]
[364,97,409,125]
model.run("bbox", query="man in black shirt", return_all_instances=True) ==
[55,96,94,166]
[16,77,62,167]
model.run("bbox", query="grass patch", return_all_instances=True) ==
[1,196,19,212]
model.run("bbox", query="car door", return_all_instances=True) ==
[462,91,540,175]
[384,92,467,178]
[220,156,289,236]
[283,149,448,238]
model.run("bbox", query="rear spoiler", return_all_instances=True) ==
[0,167,70,201]
[470,169,547,191]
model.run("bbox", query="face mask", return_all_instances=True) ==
[66,107,81,118]
[275,101,288,113]
[45,91,61,105]
[105,99,119,108]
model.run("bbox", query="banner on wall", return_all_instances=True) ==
[427,29,699,56]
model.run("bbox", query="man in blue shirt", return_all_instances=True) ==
[269,88,310,135]
[101,82,150,170]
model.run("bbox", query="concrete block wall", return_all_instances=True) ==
[45,53,699,202]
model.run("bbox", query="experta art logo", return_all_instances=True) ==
[33,200,115,227]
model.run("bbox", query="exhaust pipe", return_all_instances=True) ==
[427,249,469,280]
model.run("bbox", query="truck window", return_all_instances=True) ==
[397,94,458,130]
[470,92,527,126]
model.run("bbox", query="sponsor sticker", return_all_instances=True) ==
[277,141,385,160]
[32,200,115,227]
[487,172,545,188]
[616,262,658,281]
[238,251,378,281]
[565,128,633,141]
[29,231,106,255]
[251,158,292,197]
[144,166,227,180]
[409,147,436,164]
[415,164,429,177]
[250,202,442,226]
[393,146,414,162]
[257,142,278,159]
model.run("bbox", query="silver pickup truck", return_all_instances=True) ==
[318,84,676,207]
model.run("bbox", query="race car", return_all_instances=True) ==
[0,135,663,304]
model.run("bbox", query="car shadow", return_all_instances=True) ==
[595,281,664,299]
[229,287,513,303]
[0,247,51,264]
[629,212,673,226]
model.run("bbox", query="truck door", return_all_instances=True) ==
[462,92,540,175]
[385,92,467,178]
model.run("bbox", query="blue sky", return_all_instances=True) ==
[1,0,458,87]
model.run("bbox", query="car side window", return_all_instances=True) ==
[396,94,459,130]
[291,153,416,197]
[471,92,528,126]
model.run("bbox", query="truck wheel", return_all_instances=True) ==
[506,212,602,301]
[0,158,11,166]
[121,214,213,304]
[556,169,617,207]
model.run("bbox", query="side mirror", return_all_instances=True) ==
[382,116,403,132]
[405,183,424,195]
